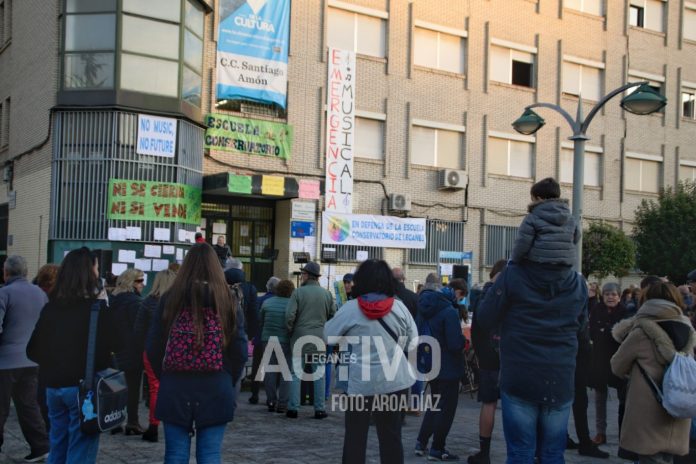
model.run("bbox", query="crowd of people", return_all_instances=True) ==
[0,180,695,464]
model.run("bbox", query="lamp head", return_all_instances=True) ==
[620,83,667,115]
[512,109,545,135]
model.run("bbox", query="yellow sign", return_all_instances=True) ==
[261,176,284,196]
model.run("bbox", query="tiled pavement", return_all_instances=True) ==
[0,388,634,463]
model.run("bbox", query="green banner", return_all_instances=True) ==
[204,113,293,159]
[107,179,201,225]
[228,174,252,194]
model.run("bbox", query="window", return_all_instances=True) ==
[562,59,603,101]
[488,135,533,178]
[320,244,383,262]
[326,7,386,58]
[355,117,384,160]
[408,220,465,264]
[565,0,603,15]
[411,123,464,169]
[679,161,696,182]
[63,1,116,90]
[685,4,696,41]
[625,153,661,193]
[485,225,519,266]
[560,147,601,186]
[413,25,465,74]
[1,98,8,148]
[629,0,664,32]
[627,72,664,98]
[683,89,696,119]
[182,0,204,107]
[490,43,535,88]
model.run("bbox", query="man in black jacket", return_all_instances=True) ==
[392,267,418,320]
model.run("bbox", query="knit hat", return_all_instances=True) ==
[343,273,354,283]
[602,282,620,294]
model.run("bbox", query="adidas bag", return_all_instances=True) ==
[78,302,128,435]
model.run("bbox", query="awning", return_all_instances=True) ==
[203,172,303,199]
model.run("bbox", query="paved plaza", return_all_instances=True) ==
[1,388,630,463]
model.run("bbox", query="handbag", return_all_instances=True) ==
[78,301,128,435]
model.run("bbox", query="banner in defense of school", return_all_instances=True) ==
[216,0,290,108]
[322,213,427,249]
[107,179,202,225]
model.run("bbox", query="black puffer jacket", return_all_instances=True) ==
[111,291,144,371]
[511,198,579,267]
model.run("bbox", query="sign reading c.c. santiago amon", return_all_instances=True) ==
[217,0,290,108]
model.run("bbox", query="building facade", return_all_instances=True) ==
[0,0,694,289]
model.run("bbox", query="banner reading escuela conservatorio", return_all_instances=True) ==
[216,0,290,108]
[204,113,293,159]
[322,212,426,249]
[108,179,201,225]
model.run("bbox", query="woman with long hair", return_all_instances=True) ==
[27,247,122,464]
[110,268,146,435]
[325,259,417,464]
[133,269,177,442]
[146,244,247,464]
[611,282,695,463]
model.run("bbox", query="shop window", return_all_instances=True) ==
[411,124,463,169]
[408,220,465,265]
[490,45,535,88]
[485,225,518,266]
[562,60,603,101]
[414,26,465,74]
[326,7,386,58]
[560,148,601,186]
[488,135,533,178]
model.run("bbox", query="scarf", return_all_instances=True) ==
[357,293,394,319]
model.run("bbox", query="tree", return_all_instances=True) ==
[633,181,696,284]
[582,222,635,280]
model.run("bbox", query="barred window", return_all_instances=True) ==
[485,225,518,266]
[408,220,465,264]
[321,244,383,262]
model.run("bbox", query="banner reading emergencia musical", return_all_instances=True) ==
[216,0,290,108]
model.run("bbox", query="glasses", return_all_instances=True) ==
[134,279,145,283]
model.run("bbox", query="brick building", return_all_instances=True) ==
[0,0,694,289]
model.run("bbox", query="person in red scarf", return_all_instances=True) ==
[325,259,417,464]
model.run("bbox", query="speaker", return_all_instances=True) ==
[452,264,469,281]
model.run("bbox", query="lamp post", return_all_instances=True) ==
[512,82,667,273]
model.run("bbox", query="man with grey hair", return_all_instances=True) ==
[0,256,50,462]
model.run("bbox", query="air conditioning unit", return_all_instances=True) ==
[438,169,468,190]
[388,193,412,212]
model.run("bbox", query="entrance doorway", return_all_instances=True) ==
[202,198,274,291]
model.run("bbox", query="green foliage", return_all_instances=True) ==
[633,181,696,285]
[582,222,635,280]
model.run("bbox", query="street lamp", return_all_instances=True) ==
[511,82,667,273]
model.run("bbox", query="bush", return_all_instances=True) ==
[582,222,635,280]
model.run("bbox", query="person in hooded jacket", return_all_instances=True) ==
[223,259,259,403]
[110,268,146,435]
[510,177,579,267]
[415,283,467,461]
[324,259,416,464]
[611,282,696,464]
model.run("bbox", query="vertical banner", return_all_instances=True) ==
[325,48,356,214]
[216,0,290,108]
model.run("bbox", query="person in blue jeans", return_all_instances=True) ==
[415,279,467,461]
[477,260,586,464]
[146,244,247,464]
[27,247,123,464]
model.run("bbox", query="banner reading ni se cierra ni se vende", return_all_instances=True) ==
[107,179,201,225]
